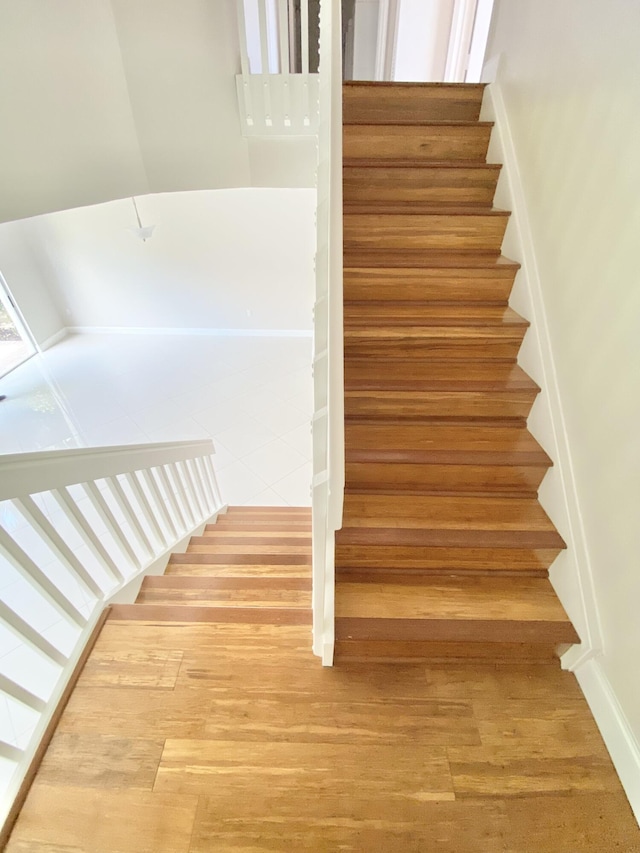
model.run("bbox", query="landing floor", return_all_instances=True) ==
[5,618,639,852]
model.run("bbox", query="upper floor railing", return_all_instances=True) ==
[0,439,224,832]
[235,0,320,135]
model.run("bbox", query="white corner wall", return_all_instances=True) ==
[14,189,315,334]
[485,0,640,821]
[0,221,66,349]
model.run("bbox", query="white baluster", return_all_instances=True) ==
[0,600,67,664]
[103,477,154,561]
[156,465,188,534]
[0,674,46,712]
[141,468,178,540]
[83,481,142,571]
[125,472,168,550]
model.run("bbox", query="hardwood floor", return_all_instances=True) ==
[4,509,639,851]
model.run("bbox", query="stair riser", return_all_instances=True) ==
[166,565,310,578]
[343,213,508,252]
[345,462,548,495]
[345,391,537,420]
[343,268,516,303]
[344,338,524,360]
[343,166,499,206]
[343,84,485,123]
[335,618,576,644]
[344,124,492,161]
[334,639,560,663]
[335,545,561,573]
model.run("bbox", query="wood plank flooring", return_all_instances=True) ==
[3,550,637,848]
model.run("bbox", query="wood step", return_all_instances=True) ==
[334,576,578,661]
[205,516,311,533]
[135,576,311,609]
[108,604,310,625]
[343,249,519,269]
[344,361,539,421]
[198,531,311,542]
[343,210,509,253]
[344,123,493,162]
[186,543,311,555]
[336,493,564,575]
[344,305,528,360]
[345,423,551,496]
[343,161,501,206]
[167,552,311,577]
[343,262,517,305]
[343,81,486,124]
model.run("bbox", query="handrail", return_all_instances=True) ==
[312,0,343,666]
[0,439,224,829]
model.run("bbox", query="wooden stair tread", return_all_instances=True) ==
[343,158,500,169]
[343,203,507,215]
[135,588,310,608]
[108,604,310,625]
[343,81,486,124]
[345,423,551,466]
[345,361,539,391]
[335,577,574,624]
[343,304,528,326]
[140,576,311,590]
[344,251,520,270]
[341,493,562,534]
[168,552,311,566]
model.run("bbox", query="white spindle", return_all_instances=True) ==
[104,477,154,561]
[125,472,168,550]
[0,528,86,626]
[0,674,46,712]
[237,0,251,76]
[84,481,142,571]
[156,465,188,534]
[177,461,201,523]
[258,0,271,74]
[186,459,208,520]
[13,495,103,599]
[141,468,178,540]
[301,0,310,73]
[0,600,67,664]
[195,456,214,513]
[52,487,124,583]
[167,463,196,528]
[277,0,290,72]
[203,455,224,508]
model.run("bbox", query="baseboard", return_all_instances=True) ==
[480,65,604,658]
[575,658,640,824]
[66,326,313,338]
[38,328,68,351]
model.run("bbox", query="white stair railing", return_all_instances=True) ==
[312,0,343,666]
[235,0,320,135]
[0,439,224,829]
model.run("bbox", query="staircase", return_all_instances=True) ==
[110,507,311,626]
[335,81,579,663]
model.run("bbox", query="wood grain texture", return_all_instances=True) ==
[344,123,493,162]
[339,81,577,663]
[343,81,486,123]
[343,264,517,304]
[343,210,509,251]
[6,616,637,851]
[343,162,501,206]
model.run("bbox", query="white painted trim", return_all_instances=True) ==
[575,658,640,824]
[37,328,68,352]
[66,326,313,338]
[443,0,478,83]
[374,0,390,81]
[480,68,604,664]
[465,0,494,82]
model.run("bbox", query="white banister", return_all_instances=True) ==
[0,439,225,831]
[235,0,320,135]
[311,0,344,666]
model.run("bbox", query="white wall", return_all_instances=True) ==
[15,189,314,333]
[0,0,149,223]
[486,0,640,813]
[394,0,455,81]
[352,0,380,80]
[0,222,66,348]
